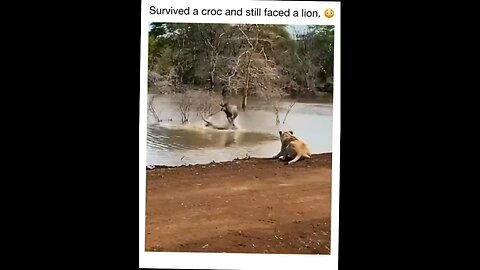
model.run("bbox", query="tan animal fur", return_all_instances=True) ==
[272,130,312,164]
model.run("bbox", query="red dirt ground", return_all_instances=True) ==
[145,153,332,254]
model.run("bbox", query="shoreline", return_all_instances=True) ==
[147,152,332,170]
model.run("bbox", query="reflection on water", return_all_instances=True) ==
[148,125,279,150]
[146,94,333,166]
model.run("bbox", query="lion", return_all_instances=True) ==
[272,130,312,164]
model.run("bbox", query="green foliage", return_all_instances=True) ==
[148,23,335,96]
[149,23,167,38]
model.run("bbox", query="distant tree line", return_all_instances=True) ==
[148,23,334,109]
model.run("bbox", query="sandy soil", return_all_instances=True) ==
[145,153,332,254]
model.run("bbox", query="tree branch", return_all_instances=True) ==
[227,50,248,87]
[238,26,254,49]
[148,96,161,122]
[283,102,296,124]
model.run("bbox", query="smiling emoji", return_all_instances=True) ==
[324,8,334,18]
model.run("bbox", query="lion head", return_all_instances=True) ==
[279,130,297,145]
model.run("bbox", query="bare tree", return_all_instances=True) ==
[148,96,161,122]
[199,25,232,89]
[254,82,287,125]
[216,24,285,104]
[249,36,285,124]
[238,25,256,110]
[177,90,194,123]
[282,101,296,124]
[217,50,248,96]
[195,91,223,119]
[176,90,225,125]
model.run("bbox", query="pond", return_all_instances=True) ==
[146,94,333,166]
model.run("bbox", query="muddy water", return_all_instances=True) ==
[147,94,333,166]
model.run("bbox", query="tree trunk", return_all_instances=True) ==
[210,50,216,89]
[242,56,252,111]
[242,94,248,110]
[274,107,280,124]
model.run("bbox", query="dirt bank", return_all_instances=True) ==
[145,153,332,254]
